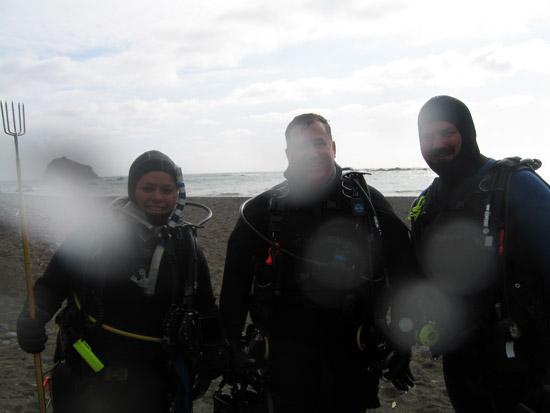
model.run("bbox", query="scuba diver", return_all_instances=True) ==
[16,150,224,413]
[218,113,417,413]
[410,96,550,412]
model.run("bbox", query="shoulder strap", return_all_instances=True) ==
[341,170,389,285]
[171,225,199,310]
[267,184,288,243]
[341,169,383,237]
[483,157,543,321]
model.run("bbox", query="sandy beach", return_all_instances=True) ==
[0,193,452,412]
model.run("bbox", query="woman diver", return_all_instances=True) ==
[16,150,222,412]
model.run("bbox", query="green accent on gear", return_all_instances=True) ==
[72,339,105,372]
[409,196,426,222]
[418,323,440,347]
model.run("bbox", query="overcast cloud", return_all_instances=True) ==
[1,0,549,180]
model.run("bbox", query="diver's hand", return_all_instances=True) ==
[17,309,49,354]
[383,350,415,392]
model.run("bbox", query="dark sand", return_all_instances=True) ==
[0,194,452,412]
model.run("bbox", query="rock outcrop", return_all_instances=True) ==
[43,157,99,182]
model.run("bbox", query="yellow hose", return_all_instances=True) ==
[264,336,270,360]
[73,294,163,343]
[356,325,366,351]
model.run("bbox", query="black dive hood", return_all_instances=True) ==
[127,150,178,225]
[418,95,486,185]
[128,150,178,203]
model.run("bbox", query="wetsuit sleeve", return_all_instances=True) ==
[219,218,256,344]
[195,247,218,316]
[380,214,417,284]
[220,196,269,345]
[370,187,419,349]
[369,186,418,284]
[509,170,550,320]
[28,224,105,321]
[27,240,75,322]
[509,170,550,399]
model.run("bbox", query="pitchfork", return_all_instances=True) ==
[1,101,47,413]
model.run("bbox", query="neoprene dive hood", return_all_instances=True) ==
[127,150,179,225]
[418,95,486,183]
[128,150,178,203]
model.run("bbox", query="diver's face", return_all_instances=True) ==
[285,121,336,185]
[420,121,462,164]
[134,171,177,215]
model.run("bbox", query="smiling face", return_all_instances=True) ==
[285,120,336,186]
[419,120,463,165]
[134,171,177,216]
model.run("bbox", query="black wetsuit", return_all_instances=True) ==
[220,167,415,413]
[30,200,218,413]
[412,161,550,413]
[413,95,550,412]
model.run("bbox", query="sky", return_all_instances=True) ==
[1,0,550,181]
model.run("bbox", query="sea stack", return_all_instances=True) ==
[42,157,99,182]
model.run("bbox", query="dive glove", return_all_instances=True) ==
[16,308,49,354]
[383,349,415,392]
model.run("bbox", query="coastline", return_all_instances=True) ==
[0,194,415,296]
[0,194,452,412]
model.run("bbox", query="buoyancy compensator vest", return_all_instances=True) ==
[410,157,548,364]
[54,197,217,370]
[241,169,388,332]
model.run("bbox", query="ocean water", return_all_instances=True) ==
[0,168,436,198]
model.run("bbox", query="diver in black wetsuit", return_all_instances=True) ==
[411,96,550,412]
[219,114,417,413]
[17,151,222,413]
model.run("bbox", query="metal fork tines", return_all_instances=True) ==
[1,101,26,137]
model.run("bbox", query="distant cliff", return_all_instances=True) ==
[43,157,99,181]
